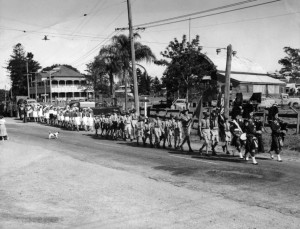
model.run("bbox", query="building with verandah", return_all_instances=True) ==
[29,65,94,102]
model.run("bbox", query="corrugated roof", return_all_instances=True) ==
[206,53,266,74]
[230,73,285,85]
[38,66,84,81]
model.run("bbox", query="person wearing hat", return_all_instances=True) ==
[142,117,152,147]
[221,115,232,155]
[268,113,287,162]
[210,109,219,156]
[135,116,145,145]
[173,116,182,149]
[253,113,265,153]
[198,110,211,155]
[131,112,138,140]
[243,113,259,165]
[153,116,163,148]
[268,103,279,121]
[124,112,133,141]
[179,109,193,153]
[230,112,245,159]
[167,114,176,148]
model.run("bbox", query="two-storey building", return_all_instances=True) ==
[29,66,94,102]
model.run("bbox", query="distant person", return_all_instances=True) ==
[0,115,8,141]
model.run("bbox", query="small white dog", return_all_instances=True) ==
[48,131,59,139]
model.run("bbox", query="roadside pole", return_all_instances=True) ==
[224,44,232,118]
[127,0,139,115]
[26,60,30,98]
[35,73,38,100]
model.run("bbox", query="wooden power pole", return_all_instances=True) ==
[127,0,139,115]
[26,60,30,98]
[224,44,232,118]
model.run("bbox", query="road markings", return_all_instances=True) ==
[169,155,219,165]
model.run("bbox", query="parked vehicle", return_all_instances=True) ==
[256,93,300,109]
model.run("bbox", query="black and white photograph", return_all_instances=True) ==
[0,0,300,228]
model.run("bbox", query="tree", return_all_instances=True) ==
[156,35,216,104]
[6,43,41,97]
[137,67,153,95]
[278,47,300,80]
[99,33,156,110]
[85,57,109,100]
[151,77,162,95]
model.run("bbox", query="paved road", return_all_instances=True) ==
[1,118,300,228]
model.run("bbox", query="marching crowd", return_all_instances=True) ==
[16,100,288,165]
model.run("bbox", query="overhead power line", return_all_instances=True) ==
[143,11,299,33]
[139,0,282,29]
[134,0,260,28]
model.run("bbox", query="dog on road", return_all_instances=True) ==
[48,131,59,139]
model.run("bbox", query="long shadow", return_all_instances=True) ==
[168,151,250,163]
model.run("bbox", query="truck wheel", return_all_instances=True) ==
[293,102,299,107]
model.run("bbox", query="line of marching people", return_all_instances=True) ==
[21,102,288,165]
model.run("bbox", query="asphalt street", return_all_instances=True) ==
[1,118,300,228]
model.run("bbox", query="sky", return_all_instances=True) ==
[0,0,300,89]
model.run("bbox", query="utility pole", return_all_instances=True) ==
[49,71,53,105]
[224,44,232,118]
[35,72,38,100]
[127,0,139,115]
[26,60,30,98]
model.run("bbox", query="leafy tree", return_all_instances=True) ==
[278,47,300,80]
[6,43,41,97]
[137,67,153,95]
[151,77,162,95]
[99,33,156,110]
[156,35,216,103]
[85,57,109,99]
[97,48,121,103]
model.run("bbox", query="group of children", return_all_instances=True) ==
[20,102,288,165]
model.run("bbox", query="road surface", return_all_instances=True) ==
[1,118,299,228]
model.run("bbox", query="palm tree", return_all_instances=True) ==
[100,33,156,110]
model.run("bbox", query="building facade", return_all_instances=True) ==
[204,53,286,100]
[29,66,94,102]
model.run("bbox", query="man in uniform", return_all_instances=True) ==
[243,113,259,165]
[199,111,211,155]
[210,109,219,155]
[153,116,163,148]
[268,113,287,162]
[179,109,193,153]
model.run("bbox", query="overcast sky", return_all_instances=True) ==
[0,0,299,89]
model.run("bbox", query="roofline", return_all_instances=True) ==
[218,70,268,76]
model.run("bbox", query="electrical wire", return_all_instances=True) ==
[134,0,260,28]
[143,11,300,33]
[137,0,282,29]
[70,1,133,67]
